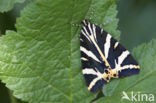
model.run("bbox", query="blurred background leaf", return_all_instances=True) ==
[0,0,25,12]
[118,0,156,50]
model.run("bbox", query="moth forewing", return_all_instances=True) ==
[80,20,140,92]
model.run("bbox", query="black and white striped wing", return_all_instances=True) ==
[111,39,140,78]
[80,20,140,93]
[80,20,109,92]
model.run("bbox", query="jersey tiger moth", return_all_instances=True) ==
[80,20,140,93]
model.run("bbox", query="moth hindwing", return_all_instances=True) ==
[80,20,140,93]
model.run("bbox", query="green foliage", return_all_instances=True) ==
[1,0,155,102]
[0,0,119,102]
[0,0,25,12]
[96,39,156,103]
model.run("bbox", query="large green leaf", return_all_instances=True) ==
[96,39,156,103]
[0,0,120,102]
[0,0,25,12]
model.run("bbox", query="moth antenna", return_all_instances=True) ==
[70,23,81,27]
[69,21,82,27]
[103,21,109,26]
[89,5,94,21]
[96,19,113,28]
[102,19,113,27]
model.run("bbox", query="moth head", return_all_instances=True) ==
[82,19,88,26]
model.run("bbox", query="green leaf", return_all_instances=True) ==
[0,0,119,102]
[0,0,25,12]
[96,39,156,103]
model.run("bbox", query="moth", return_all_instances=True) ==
[80,20,140,93]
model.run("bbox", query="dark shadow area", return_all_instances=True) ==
[0,81,11,103]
